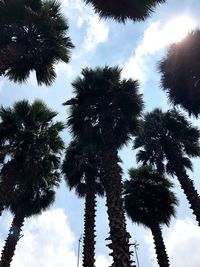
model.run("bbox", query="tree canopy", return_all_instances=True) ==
[0,0,74,85]
[159,30,200,116]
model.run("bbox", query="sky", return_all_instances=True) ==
[1,0,200,266]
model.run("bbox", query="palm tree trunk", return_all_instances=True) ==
[175,167,200,225]
[0,164,16,217]
[0,43,24,75]
[101,148,133,267]
[149,224,170,267]
[82,179,96,267]
[0,180,14,217]
[0,213,25,267]
[0,180,7,216]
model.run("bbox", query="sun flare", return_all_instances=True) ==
[164,16,197,43]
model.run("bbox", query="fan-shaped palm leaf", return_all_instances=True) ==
[64,66,143,267]
[134,108,200,224]
[0,0,74,85]
[159,30,200,116]
[124,166,178,267]
[62,139,103,267]
[84,0,166,22]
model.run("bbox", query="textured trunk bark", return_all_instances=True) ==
[101,148,133,267]
[150,224,170,267]
[175,167,200,225]
[0,213,25,267]
[0,179,12,217]
[0,178,6,216]
[0,164,16,217]
[0,43,24,75]
[82,179,96,267]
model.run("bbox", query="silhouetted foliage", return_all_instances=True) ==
[84,0,166,22]
[159,30,200,116]
[64,66,143,267]
[124,166,177,267]
[0,0,74,85]
[134,108,200,224]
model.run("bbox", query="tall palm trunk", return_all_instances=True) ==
[82,178,97,267]
[101,147,133,267]
[175,167,200,225]
[0,164,16,217]
[149,223,170,267]
[0,43,24,75]
[0,179,13,216]
[0,213,25,267]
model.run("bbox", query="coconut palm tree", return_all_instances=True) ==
[62,139,104,267]
[134,108,200,224]
[83,0,166,22]
[0,99,64,216]
[0,182,58,267]
[0,0,74,85]
[124,166,178,267]
[159,30,200,117]
[64,66,143,267]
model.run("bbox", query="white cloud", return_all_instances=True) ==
[61,0,109,53]
[122,16,197,83]
[0,209,111,267]
[144,219,200,267]
[96,255,111,267]
[144,231,158,267]
[62,0,69,8]
[70,0,86,12]
[83,15,109,52]
[61,0,84,11]
[122,21,163,83]
[0,209,77,267]
[166,219,200,267]
[55,62,75,78]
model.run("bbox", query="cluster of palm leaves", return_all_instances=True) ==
[83,0,165,22]
[124,167,178,267]
[63,66,143,267]
[0,100,64,266]
[62,66,200,267]
[0,0,74,85]
[1,0,200,267]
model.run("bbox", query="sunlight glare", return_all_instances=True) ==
[164,16,197,43]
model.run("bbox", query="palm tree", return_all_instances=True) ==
[0,99,64,216]
[134,108,200,224]
[64,66,143,267]
[0,0,74,85]
[83,0,165,22]
[62,139,104,267]
[159,30,200,117]
[124,166,178,267]
[0,182,58,267]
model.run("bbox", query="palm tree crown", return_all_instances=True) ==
[0,164,59,267]
[64,66,143,267]
[0,0,74,85]
[0,99,64,165]
[0,99,64,212]
[159,30,200,116]
[62,139,104,198]
[124,166,177,267]
[62,139,104,267]
[134,108,200,225]
[8,181,57,218]
[84,0,166,22]
[0,100,64,267]
[124,166,178,228]
[134,108,200,174]
[65,66,143,149]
